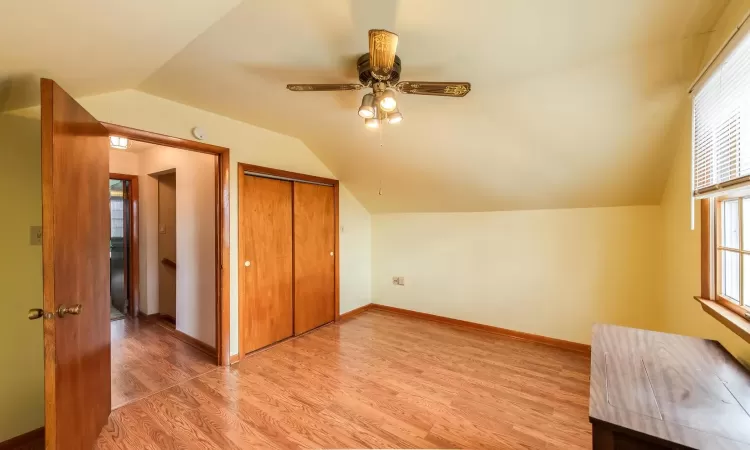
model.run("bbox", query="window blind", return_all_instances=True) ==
[693,30,750,196]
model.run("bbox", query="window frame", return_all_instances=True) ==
[709,194,750,318]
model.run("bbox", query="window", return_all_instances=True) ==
[694,18,750,338]
[715,195,750,317]
[692,26,750,196]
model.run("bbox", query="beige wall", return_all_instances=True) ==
[373,206,662,345]
[659,0,750,365]
[109,149,139,175]
[157,172,177,320]
[137,146,216,346]
[0,112,44,442]
[339,185,372,314]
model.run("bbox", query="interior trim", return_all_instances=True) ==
[243,170,334,187]
[339,303,373,321]
[102,122,231,366]
[0,427,44,450]
[367,304,591,353]
[694,296,750,345]
[173,329,217,357]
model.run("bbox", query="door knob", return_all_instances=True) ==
[57,304,83,318]
[28,309,54,320]
[244,261,251,267]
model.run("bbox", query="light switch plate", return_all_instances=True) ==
[398,276,405,286]
[159,224,167,234]
[29,226,42,245]
[392,276,400,285]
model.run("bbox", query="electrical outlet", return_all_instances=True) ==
[392,276,400,285]
[398,276,405,286]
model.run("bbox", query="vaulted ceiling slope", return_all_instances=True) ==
[1,0,730,212]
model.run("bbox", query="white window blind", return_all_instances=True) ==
[693,30,750,196]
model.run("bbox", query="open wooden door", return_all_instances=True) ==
[34,79,111,449]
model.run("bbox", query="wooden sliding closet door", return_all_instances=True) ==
[293,182,335,335]
[240,175,293,353]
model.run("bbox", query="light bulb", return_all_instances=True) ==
[378,89,397,112]
[365,118,380,129]
[358,93,376,118]
[109,136,128,149]
[388,110,403,124]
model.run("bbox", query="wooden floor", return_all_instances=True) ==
[97,310,591,449]
[111,318,216,409]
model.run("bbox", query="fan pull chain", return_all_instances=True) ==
[378,121,384,195]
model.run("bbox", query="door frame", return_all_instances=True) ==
[103,123,231,366]
[237,163,340,359]
[109,172,139,319]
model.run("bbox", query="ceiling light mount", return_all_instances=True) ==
[109,136,128,150]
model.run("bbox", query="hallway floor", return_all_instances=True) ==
[111,318,216,409]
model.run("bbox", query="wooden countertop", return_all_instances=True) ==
[589,324,750,449]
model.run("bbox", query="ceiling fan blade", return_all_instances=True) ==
[395,81,471,97]
[369,29,399,81]
[286,83,364,92]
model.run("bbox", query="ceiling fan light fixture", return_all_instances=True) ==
[358,93,376,118]
[364,117,380,129]
[378,89,397,111]
[388,109,403,124]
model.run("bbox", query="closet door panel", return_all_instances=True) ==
[240,175,293,353]
[293,182,335,335]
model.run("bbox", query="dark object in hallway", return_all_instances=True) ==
[589,324,750,449]
[109,178,129,319]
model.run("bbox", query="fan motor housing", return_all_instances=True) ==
[357,53,402,85]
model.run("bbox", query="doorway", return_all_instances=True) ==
[107,134,227,408]
[108,174,139,320]
[104,123,230,366]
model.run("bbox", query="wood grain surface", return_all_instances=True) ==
[111,318,216,409]
[41,78,111,449]
[293,182,335,335]
[590,324,750,449]
[239,175,294,354]
[96,309,592,449]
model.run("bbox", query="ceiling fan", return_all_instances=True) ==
[287,29,471,128]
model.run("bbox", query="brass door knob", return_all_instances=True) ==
[57,304,83,318]
[28,309,54,320]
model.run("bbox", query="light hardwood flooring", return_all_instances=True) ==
[111,318,216,409]
[97,310,591,449]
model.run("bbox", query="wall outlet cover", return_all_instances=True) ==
[29,226,42,245]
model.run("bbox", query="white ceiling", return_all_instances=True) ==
[1,0,731,212]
